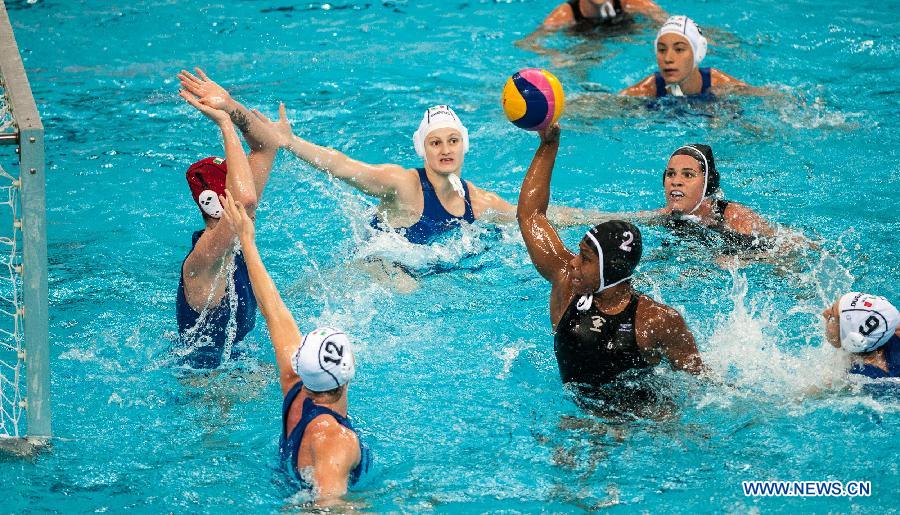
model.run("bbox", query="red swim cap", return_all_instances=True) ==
[186,157,227,218]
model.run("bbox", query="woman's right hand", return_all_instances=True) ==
[178,68,234,111]
[180,90,231,126]
[539,123,561,144]
[220,190,256,244]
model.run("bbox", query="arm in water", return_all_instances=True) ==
[637,300,705,375]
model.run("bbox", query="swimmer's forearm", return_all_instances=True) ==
[220,124,258,211]
[285,135,395,196]
[247,149,276,198]
[224,99,270,151]
[238,237,300,376]
[285,135,403,198]
[518,139,559,220]
[286,135,354,176]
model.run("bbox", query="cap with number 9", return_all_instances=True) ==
[838,292,900,353]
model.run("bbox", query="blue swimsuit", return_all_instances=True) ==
[654,67,712,98]
[279,381,371,488]
[370,168,476,245]
[850,335,900,379]
[175,230,257,369]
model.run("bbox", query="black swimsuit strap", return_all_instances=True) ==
[567,0,585,21]
[568,0,623,20]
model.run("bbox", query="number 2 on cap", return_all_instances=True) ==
[620,231,634,252]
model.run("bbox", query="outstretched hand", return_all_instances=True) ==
[179,89,230,125]
[539,123,561,144]
[220,190,255,244]
[251,103,294,149]
[178,67,234,111]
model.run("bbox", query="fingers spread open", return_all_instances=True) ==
[180,69,202,85]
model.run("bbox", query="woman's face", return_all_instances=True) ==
[664,154,706,214]
[569,240,601,295]
[424,128,464,175]
[656,33,695,84]
[821,301,842,348]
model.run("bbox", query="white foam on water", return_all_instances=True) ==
[495,339,535,380]
[699,266,898,413]
[703,268,850,396]
[354,220,495,272]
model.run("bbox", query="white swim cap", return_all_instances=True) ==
[837,292,900,353]
[291,327,356,392]
[655,15,707,67]
[412,105,469,158]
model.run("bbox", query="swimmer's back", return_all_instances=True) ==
[851,335,900,379]
[280,382,370,488]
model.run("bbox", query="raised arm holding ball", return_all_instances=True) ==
[516,123,705,399]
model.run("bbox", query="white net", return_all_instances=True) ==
[0,83,24,438]
[0,83,13,134]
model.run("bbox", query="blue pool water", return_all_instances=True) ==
[2,0,898,511]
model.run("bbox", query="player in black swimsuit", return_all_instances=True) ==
[540,0,668,32]
[517,125,705,402]
[581,143,794,259]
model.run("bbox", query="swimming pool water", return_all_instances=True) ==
[2,0,898,511]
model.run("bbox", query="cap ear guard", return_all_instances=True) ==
[694,33,708,65]
[197,190,224,218]
[841,332,870,354]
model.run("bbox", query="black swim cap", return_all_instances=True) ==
[583,220,642,291]
[668,143,719,197]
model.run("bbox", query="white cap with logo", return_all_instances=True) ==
[838,292,900,353]
[412,105,469,158]
[655,15,708,67]
[291,327,356,392]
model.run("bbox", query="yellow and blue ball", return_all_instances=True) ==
[501,68,565,131]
